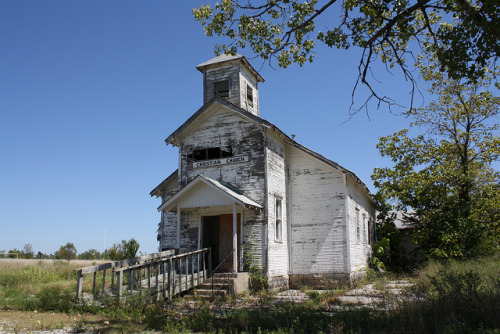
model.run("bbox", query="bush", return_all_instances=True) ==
[34,285,74,312]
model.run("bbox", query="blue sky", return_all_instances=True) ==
[1,1,430,255]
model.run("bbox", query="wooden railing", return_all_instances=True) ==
[75,248,212,301]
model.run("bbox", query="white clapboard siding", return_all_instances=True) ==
[346,178,375,272]
[177,183,235,209]
[288,145,347,275]
[266,134,289,278]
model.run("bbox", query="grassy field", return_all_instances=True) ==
[0,257,499,333]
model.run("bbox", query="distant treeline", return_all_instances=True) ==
[1,239,140,261]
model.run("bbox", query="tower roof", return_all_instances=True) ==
[196,54,265,82]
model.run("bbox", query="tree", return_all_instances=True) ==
[107,239,140,261]
[372,60,499,259]
[78,249,101,260]
[55,242,77,261]
[23,243,34,259]
[193,0,499,109]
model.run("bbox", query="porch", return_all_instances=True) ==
[158,175,263,273]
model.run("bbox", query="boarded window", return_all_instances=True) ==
[275,198,282,242]
[246,84,253,107]
[363,214,367,244]
[189,147,232,161]
[214,80,230,99]
[356,209,360,243]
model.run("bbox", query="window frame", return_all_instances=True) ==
[213,80,230,99]
[246,84,254,107]
[188,147,233,162]
[275,197,283,242]
[356,208,361,243]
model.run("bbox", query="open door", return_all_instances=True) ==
[202,214,240,271]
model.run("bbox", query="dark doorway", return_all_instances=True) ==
[202,214,241,271]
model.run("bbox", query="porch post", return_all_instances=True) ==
[233,203,238,272]
[177,207,181,250]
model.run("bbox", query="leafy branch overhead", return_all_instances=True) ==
[193,0,499,109]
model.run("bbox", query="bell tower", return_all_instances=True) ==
[196,54,265,116]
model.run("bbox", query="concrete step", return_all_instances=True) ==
[195,288,228,297]
[197,282,232,290]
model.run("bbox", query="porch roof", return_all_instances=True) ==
[157,175,262,212]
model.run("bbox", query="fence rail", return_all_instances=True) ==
[75,248,212,301]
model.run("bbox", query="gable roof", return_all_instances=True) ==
[150,169,178,197]
[157,174,262,212]
[165,99,374,202]
[166,97,272,146]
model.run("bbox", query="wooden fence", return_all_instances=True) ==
[75,248,211,301]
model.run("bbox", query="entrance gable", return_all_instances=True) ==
[158,175,262,212]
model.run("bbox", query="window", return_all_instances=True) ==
[188,147,232,161]
[275,198,282,242]
[356,209,360,242]
[363,214,367,244]
[214,80,229,99]
[246,84,253,107]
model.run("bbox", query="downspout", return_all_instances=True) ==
[343,174,352,278]
[285,144,293,276]
[262,126,269,279]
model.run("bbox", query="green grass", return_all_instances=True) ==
[1,256,499,333]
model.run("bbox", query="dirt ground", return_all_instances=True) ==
[0,310,118,333]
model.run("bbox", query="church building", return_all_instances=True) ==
[150,54,376,289]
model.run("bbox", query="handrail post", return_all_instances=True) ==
[101,269,106,295]
[92,272,97,296]
[208,247,212,278]
[117,270,123,298]
[168,258,173,300]
[191,254,194,288]
[76,269,83,300]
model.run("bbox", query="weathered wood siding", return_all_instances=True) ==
[288,146,347,275]
[203,63,241,107]
[346,178,375,272]
[239,66,259,115]
[265,133,289,284]
[159,175,179,251]
[176,105,267,267]
[178,105,266,205]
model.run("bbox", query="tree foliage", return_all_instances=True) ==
[107,238,140,261]
[372,61,500,259]
[193,0,499,109]
[78,249,101,260]
[55,242,77,261]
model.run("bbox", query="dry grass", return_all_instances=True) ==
[0,259,108,270]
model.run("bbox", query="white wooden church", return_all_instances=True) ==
[150,54,376,289]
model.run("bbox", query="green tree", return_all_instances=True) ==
[107,239,140,261]
[372,61,499,259]
[194,0,499,107]
[55,242,77,261]
[78,249,101,260]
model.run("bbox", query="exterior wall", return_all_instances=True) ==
[203,62,241,106]
[288,146,347,281]
[346,179,375,273]
[179,106,266,206]
[239,66,259,115]
[160,212,177,250]
[265,133,289,289]
[176,106,267,268]
[158,175,179,251]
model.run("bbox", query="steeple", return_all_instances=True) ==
[196,54,265,116]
